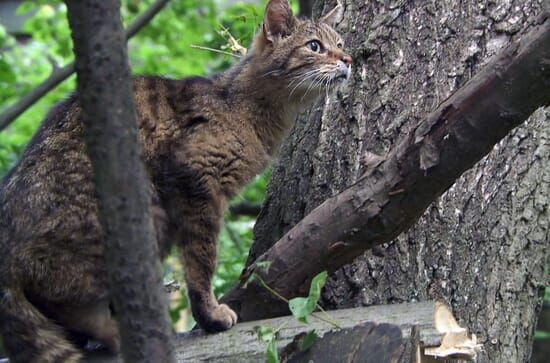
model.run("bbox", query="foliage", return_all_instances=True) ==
[255,325,280,363]
[289,271,327,323]
[252,271,335,362]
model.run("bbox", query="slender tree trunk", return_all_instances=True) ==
[64,1,175,361]
[249,0,549,362]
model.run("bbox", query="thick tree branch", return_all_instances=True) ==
[221,14,550,322]
[64,0,174,361]
[0,0,170,133]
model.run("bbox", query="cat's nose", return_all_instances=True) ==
[342,54,352,66]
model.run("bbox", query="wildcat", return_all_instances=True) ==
[0,0,351,361]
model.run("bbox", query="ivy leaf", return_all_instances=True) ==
[298,330,318,351]
[288,271,328,323]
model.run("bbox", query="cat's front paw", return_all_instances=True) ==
[199,303,238,333]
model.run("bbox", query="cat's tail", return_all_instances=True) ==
[0,287,83,363]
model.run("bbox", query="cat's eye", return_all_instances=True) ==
[307,40,323,53]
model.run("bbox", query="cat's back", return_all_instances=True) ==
[133,75,269,198]
[132,75,239,159]
[0,94,98,249]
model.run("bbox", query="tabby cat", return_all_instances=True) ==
[0,0,351,361]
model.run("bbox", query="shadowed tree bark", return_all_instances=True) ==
[298,0,314,17]
[235,1,548,362]
[64,0,175,361]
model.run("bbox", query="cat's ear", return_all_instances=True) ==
[263,0,296,43]
[320,0,344,26]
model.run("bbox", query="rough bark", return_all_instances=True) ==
[298,0,315,17]
[64,1,174,362]
[244,1,549,362]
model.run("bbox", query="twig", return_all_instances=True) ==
[219,25,248,56]
[190,44,241,58]
[256,274,289,303]
[0,0,171,132]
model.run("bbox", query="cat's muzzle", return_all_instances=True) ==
[335,60,352,81]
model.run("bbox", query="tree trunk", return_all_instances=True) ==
[298,0,314,17]
[65,1,175,361]
[249,1,549,362]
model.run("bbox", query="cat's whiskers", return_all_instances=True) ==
[302,74,324,100]
[288,69,323,99]
[301,71,330,102]
[287,68,323,89]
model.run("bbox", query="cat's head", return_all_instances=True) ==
[251,0,351,100]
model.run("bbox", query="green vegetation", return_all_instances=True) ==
[252,270,336,362]
[0,0,289,330]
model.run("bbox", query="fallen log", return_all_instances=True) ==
[77,301,478,362]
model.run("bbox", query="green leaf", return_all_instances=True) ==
[288,271,328,323]
[266,338,280,363]
[289,297,310,323]
[254,325,279,363]
[308,271,328,304]
[255,325,275,343]
[298,330,318,351]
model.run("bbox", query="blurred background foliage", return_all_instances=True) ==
[0,0,296,331]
